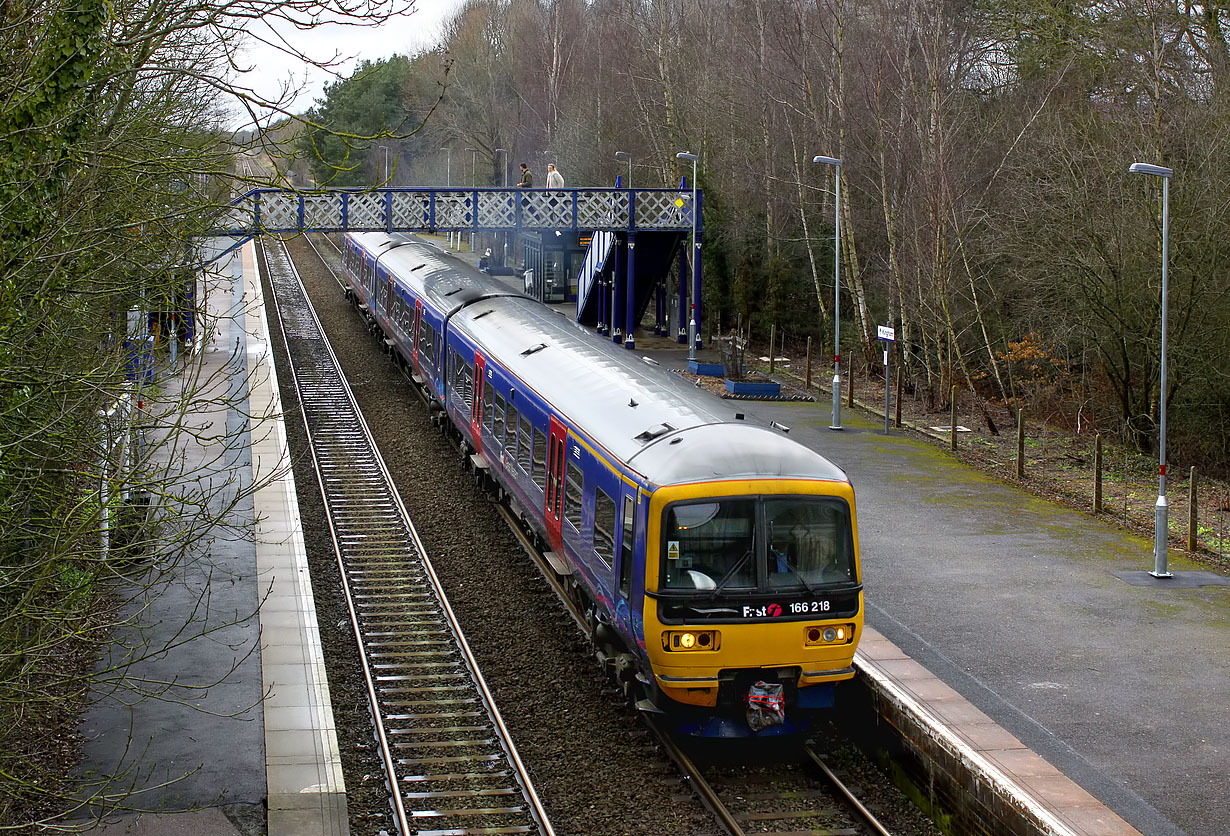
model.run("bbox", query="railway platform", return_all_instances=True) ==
[698,368,1225,836]
[69,239,345,835]
[428,236,1225,836]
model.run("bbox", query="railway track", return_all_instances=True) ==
[295,230,897,836]
[259,236,554,836]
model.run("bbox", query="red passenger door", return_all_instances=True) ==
[545,415,567,551]
[471,352,486,454]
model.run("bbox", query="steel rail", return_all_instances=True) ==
[803,742,896,836]
[262,236,555,836]
[295,231,895,836]
[644,718,747,836]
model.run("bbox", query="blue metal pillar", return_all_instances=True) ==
[677,245,688,344]
[655,280,665,336]
[613,236,626,344]
[596,274,607,335]
[692,190,704,351]
[624,233,637,349]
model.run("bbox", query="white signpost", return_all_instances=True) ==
[878,325,895,434]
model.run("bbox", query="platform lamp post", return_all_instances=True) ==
[615,150,632,187]
[494,148,509,265]
[495,148,508,187]
[1129,160,1175,579]
[377,144,388,183]
[466,147,478,251]
[813,154,843,430]
[676,151,700,359]
[441,147,452,248]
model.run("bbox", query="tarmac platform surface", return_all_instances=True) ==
[71,240,344,835]
[723,379,1225,836]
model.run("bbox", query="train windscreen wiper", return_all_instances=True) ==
[708,544,755,600]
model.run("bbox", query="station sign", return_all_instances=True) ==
[877,325,895,342]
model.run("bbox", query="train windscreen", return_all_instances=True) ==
[661,497,855,593]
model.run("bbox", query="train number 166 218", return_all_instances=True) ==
[790,600,831,614]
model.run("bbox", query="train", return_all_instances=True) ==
[341,232,865,738]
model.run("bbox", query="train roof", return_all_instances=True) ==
[450,294,849,488]
[349,232,523,313]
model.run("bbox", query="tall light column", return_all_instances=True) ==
[441,147,452,248]
[615,150,632,187]
[813,155,843,430]
[495,148,508,187]
[494,148,508,265]
[377,145,388,182]
[676,151,699,359]
[466,147,478,251]
[1129,161,1174,579]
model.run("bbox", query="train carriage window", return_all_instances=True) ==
[594,488,616,567]
[619,496,635,597]
[531,428,547,491]
[493,392,506,442]
[517,418,532,473]
[483,382,494,431]
[420,321,434,360]
[464,363,474,411]
[505,405,519,456]
[564,461,583,532]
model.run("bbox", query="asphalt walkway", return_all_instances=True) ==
[737,389,1228,836]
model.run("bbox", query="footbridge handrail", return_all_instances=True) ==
[210,186,698,237]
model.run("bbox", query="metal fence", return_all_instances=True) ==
[217,187,697,236]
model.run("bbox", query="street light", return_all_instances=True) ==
[813,154,843,430]
[495,148,508,187]
[377,145,388,183]
[1129,160,1175,579]
[615,151,632,187]
[676,151,700,359]
[441,147,452,248]
[465,147,478,251]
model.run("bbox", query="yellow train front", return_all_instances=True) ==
[622,424,864,738]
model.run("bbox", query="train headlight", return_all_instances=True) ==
[662,630,719,651]
[805,624,855,646]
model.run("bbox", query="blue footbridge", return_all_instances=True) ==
[211,180,703,349]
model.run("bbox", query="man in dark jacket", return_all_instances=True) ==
[518,163,533,188]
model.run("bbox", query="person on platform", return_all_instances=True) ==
[546,163,564,189]
[518,163,533,188]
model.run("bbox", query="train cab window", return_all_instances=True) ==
[531,428,547,491]
[619,496,635,597]
[483,382,494,431]
[505,404,519,454]
[765,499,856,587]
[517,419,532,473]
[493,392,506,442]
[662,499,757,591]
[593,488,616,567]
[564,461,583,531]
